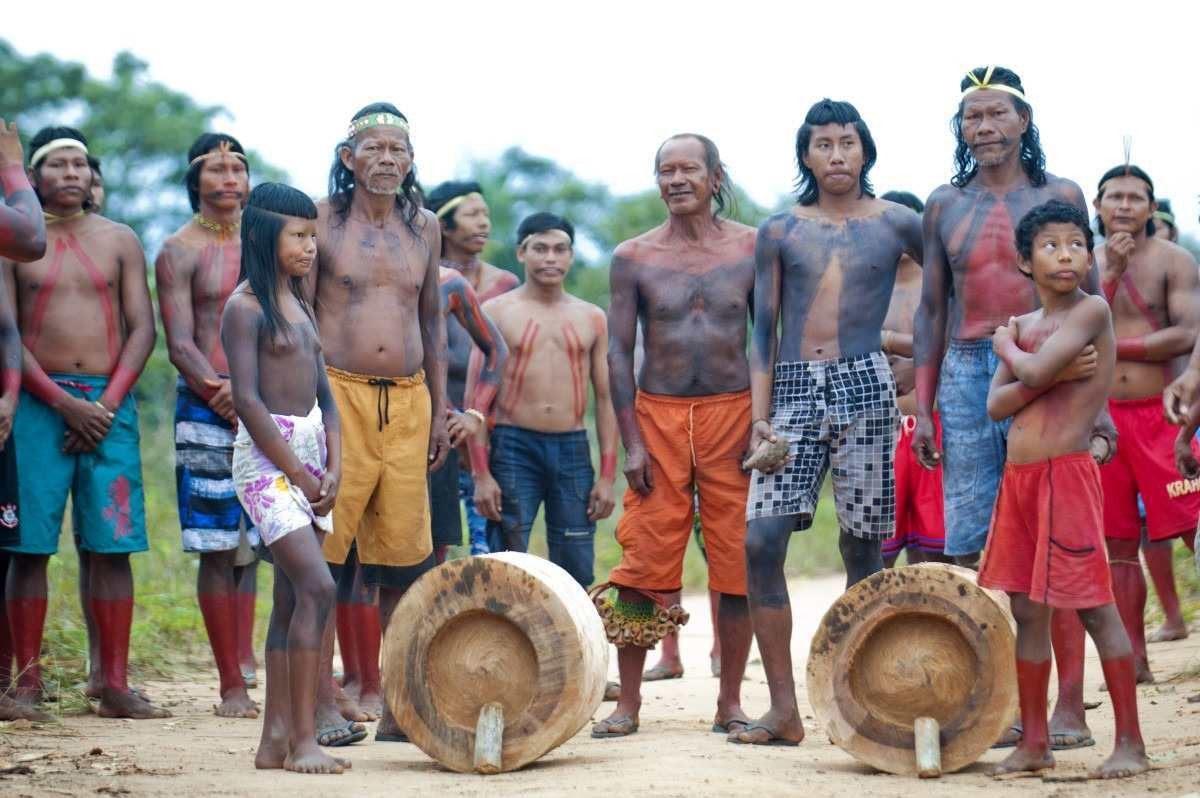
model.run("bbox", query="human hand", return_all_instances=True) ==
[445,408,481,447]
[428,413,450,471]
[203,378,237,424]
[1105,232,1136,274]
[1053,345,1098,384]
[311,469,340,517]
[58,395,113,448]
[991,316,1017,356]
[623,446,654,495]
[473,472,502,521]
[0,394,14,449]
[0,119,25,169]
[890,355,915,395]
[912,414,942,470]
[1164,367,1200,425]
[1175,430,1200,479]
[1089,413,1118,465]
[588,479,615,521]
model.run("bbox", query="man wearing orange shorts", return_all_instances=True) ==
[592,134,756,739]
[1094,164,1200,683]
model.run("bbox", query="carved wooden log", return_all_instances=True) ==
[807,564,1017,776]
[384,552,608,774]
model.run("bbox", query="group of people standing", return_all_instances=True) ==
[0,62,1196,781]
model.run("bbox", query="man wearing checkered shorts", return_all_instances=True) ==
[730,99,922,748]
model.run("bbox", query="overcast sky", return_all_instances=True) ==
[8,1,1199,238]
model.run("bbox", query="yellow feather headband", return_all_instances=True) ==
[961,65,1027,103]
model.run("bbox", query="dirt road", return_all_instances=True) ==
[2,573,1198,796]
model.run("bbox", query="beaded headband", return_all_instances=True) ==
[434,191,482,219]
[347,112,410,139]
[30,138,88,168]
[961,65,1027,103]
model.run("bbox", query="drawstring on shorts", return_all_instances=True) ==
[368,378,396,431]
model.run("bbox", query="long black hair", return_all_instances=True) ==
[952,66,1046,188]
[794,100,877,206]
[185,132,248,212]
[239,182,318,344]
[654,133,736,220]
[1095,164,1156,237]
[328,102,421,233]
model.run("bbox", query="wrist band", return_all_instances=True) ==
[464,408,486,426]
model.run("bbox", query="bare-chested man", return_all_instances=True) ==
[467,212,616,587]
[0,118,45,722]
[878,190,949,567]
[592,133,755,740]
[736,100,919,746]
[312,103,448,745]
[2,126,167,719]
[913,66,1109,751]
[428,180,519,556]
[156,132,263,718]
[1092,164,1200,679]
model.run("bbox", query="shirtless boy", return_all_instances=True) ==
[469,212,616,587]
[1093,165,1200,676]
[980,199,1147,780]
[736,100,921,746]
[157,133,261,718]
[2,126,167,720]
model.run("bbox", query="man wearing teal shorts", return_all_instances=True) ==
[1,126,168,720]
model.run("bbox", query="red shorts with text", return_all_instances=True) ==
[978,452,1114,610]
[882,413,945,558]
[1101,396,1200,542]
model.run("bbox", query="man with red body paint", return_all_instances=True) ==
[0,118,45,722]
[1091,164,1200,683]
[468,212,615,587]
[157,133,262,719]
[981,198,1147,780]
[1,126,166,719]
[912,66,1105,750]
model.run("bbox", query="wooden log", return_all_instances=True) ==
[807,563,1017,776]
[914,716,941,778]
[383,552,608,774]
[473,702,504,775]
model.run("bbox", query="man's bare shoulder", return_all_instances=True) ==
[614,223,672,262]
[565,293,606,318]
[159,222,207,261]
[1042,173,1085,202]
[480,287,520,315]
[1153,238,1200,272]
[1068,293,1111,328]
[925,183,961,212]
[77,214,141,248]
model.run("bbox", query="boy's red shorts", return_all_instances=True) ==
[1101,396,1200,542]
[978,451,1114,610]
[882,413,945,558]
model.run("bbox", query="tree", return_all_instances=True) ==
[0,40,285,255]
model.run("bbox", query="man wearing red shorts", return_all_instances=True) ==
[879,191,947,565]
[1094,164,1200,683]
[981,199,1146,780]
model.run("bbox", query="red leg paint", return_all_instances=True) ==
[1015,658,1052,753]
[197,591,242,696]
[6,596,47,697]
[335,602,359,685]
[356,603,382,696]
[90,596,134,692]
[236,588,256,671]
[1098,654,1145,748]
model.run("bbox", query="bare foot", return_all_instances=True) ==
[1048,704,1092,751]
[95,688,172,719]
[214,686,260,719]
[0,694,54,722]
[84,681,151,702]
[990,746,1054,777]
[728,709,804,746]
[1089,745,1149,779]
[341,678,362,702]
[255,725,288,770]
[284,741,346,774]
[333,682,370,722]
[1147,622,1189,643]
[357,689,383,719]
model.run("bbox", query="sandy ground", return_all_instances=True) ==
[2,573,1199,797]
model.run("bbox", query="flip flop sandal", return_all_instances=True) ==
[726,723,800,747]
[317,720,367,747]
[1050,732,1096,750]
[642,665,684,681]
[1083,700,1102,710]
[712,718,751,734]
[242,670,258,689]
[591,716,639,738]
[992,723,1022,749]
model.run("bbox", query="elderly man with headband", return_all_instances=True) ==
[913,65,1112,751]
[1,125,165,721]
[308,103,448,746]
